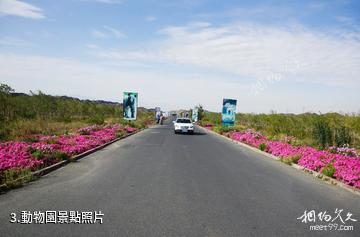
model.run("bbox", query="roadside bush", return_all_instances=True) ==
[53,151,70,161]
[122,119,145,129]
[259,143,267,151]
[278,154,302,165]
[280,158,293,165]
[204,111,360,149]
[335,126,352,147]
[287,154,302,164]
[197,105,205,121]
[3,168,33,188]
[31,149,44,160]
[88,115,105,125]
[322,164,336,178]
[0,121,9,140]
[212,125,245,134]
[57,116,72,123]
[212,126,222,134]
[116,131,125,138]
[313,120,332,149]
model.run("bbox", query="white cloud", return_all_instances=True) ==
[1,22,359,113]
[85,43,100,49]
[0,0,44,19]
[145,16,156,21]
[1,53,359,113]
[91,26,125,39]
[93,0,122,3]
[0,36,33,47]
[0,53,246,111]
[95,22,360,88]
[335,16,357,27]
[91,29,109,38]
[80,0,122,3]
[102,26,125,38]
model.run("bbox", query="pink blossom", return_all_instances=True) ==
[0,124,138,177]
[226,130,360,188]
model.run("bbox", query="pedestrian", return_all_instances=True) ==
[156,111,161,124]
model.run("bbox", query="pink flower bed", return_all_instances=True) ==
[203,124,214,130]
[226,129,360,188]
[0,124,138,175]
[125,126,137,133]
[0,142,43,172]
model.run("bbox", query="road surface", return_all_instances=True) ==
[0,120,359,236]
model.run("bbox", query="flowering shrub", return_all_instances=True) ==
[0,124,138,184]
[221,129,360,188]
[0,142,43,171]
[125,126,138,133]
[203,124,213,129]
[329,145,358,157]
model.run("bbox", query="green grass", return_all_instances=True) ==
[0,83,154,141]
[201,111,360,149]
[2,168,34,189]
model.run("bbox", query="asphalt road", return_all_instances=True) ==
[0,120,359,237]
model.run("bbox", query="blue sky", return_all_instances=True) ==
[0,0,359,113]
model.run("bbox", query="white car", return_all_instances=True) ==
[173,118,194,134]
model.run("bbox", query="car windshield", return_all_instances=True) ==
[176,119,191,123]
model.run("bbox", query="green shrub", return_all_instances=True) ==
[22,136,39,143]
[46,139,58,144]
[289,138,304,147]
[3,168,33,188]
[329,147,337,154]
[212,126,222,134]
[133,122,146,129]
[313,120,333,149]
[287,154,302,164]
[212,125,245,134]
[31,149,44,160]
[335,126,352,147]
[279,154,301,165]
[259,143,267,151]
[116,131,125,138]
[201,111,360,149]
[322,164,336,178]
[53,151,69,161]
[280,158,292,165]
[196,105,205,121]
[88,115,105,125]
[121,120,142,129]
[58,116,72,123]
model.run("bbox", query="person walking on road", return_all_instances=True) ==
[160,113,164,125]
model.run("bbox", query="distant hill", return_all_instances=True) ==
[11,92,152,112]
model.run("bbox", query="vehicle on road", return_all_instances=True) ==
[173,118,194,134]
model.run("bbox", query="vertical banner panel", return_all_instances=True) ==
[192,108,198,122]
[221,98,237,126]
[123,92,138,120]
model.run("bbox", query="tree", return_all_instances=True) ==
[313,119,333,149]
[197,105,205,121]
[335,126,352,147]
[0,83,14,94]
[0,83,15,121]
